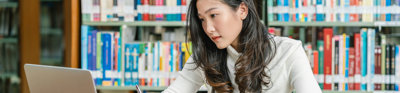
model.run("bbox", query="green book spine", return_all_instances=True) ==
[267,0,273,22]
[97,32,102,70]
[317,40,324,89]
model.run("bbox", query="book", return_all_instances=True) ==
[324,28,333,90]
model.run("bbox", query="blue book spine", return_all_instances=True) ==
[124,44,132,86]
[316,0,324,21]
[179,42,182,70]
[81,26,89,70]
[361,29,368,90]
[88,30,93,71]
[386,0,392,21]
[375,0,380,21]
[395,46,399,91]
[277,0,282,21]
[102,33,113,85]
[345,36,349,90]
[117,34,121,86]
[132,44,140,86]
[170,43,173,72]
[92,30,98,71]
[283,0,289,22]
[136,0,142,21]
[345,0,350,22]
[177,0,182,21]
[295,0,300,22]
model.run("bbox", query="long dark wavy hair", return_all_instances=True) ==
[185,0,276,92]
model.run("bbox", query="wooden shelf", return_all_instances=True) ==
[82,21,187,27]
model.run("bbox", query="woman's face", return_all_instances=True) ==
[197,0,247,49]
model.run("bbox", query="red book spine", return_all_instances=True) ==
[354,33,361,90]
[143,0,150,21]
[181,0,186,21]
[314,50,319,76]
[323,28,333,90]
[292,0,296,22]
[350,0,357,22]
[349,47,355,90]
[374,47,382,90]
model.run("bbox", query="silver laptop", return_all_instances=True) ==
[24,64,97,93]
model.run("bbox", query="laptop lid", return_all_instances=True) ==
[24,64,97,93]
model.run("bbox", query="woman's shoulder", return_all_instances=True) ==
[272,36,303,49]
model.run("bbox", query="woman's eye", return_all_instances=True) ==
[200,18,204,22]
[210,14,216,18]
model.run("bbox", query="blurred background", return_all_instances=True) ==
[0,0,400,93]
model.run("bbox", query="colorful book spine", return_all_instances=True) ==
[92,0,101,21]
[391,44,396,90]
[349,47,355,90]
[354,33,361,90]
[284,0,290,22]
[344,0,350,22]
[345,35,350,91]
[386,45,391,90]
[317,40,324,89]
[367,29,375,91]
[324,28,333,90]
[386,0,392,21]
[81,0,92,22]
[381,35,387,91]
[96,32,103,86]
[334,36,340,90]
[339,35,344,91]
[314,50,320,88]
[91,30,98,82]
[81,26,89,70]
[315,0,324,21]
[101,32,113,86]
[395,45,400,91]
[374,47,382,90]
[361,28,368,90]
[125,43,133,86]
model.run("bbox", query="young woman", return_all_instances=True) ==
[163,0,321,92]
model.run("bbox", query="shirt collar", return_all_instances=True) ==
[227,45,241,59]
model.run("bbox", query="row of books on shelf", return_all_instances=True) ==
[0,42,18,76]
[0,7,18,37]
[303,28,400,91]
[81,0,190,22]
[81,26,192,87]
[267,0,400,22]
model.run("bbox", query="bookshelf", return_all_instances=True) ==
[268,22,400,27]
[266,0,400,92]
[82,21,187,27]
[0,38,17,43]
[0,2,18,8]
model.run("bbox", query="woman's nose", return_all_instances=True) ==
[204,21,216,34]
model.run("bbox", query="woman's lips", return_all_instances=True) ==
[212,36,221,41]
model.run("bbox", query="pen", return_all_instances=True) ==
[135,85,142,93]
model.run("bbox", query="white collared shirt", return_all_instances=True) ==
[163,36,322,93]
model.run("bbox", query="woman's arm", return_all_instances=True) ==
[163,57,205,93]
[288,42,322,93]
